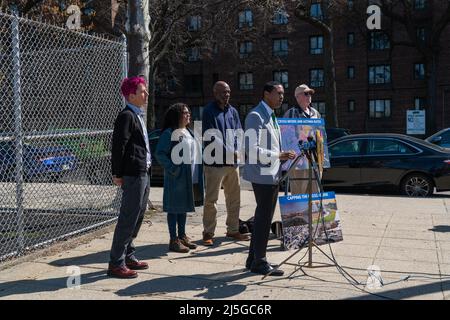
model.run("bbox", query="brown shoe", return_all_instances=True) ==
[107,265,138,278]
[180,235,197,249]
[226,231,251,241]
[202,232,214,246]
[125,259,149,270]
[169,238,189,253]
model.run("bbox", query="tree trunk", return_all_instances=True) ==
[147,65,157,130]
[126,0,150,81]
[426,52,438,135]
[324,26,338,128]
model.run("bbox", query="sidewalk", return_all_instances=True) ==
[0,187,449,300]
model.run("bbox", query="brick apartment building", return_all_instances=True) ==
[155,1,450,136]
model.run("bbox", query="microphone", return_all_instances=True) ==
[298,137,316,152]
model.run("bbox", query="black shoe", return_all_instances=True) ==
[246,260,279,270]
[250,264,284,276]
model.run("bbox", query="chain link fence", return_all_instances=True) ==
[0,11,126,261]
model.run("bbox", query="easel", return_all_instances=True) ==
[263,143,337,279]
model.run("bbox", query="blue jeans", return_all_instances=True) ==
[167,213,187,241]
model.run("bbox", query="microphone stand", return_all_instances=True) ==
[263,141,337,279]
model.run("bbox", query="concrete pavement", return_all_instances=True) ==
[0,187,450,300]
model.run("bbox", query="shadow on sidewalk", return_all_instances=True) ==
[0,270,107,298]
[48,244,169,267]
[116,269,254,299]
[345,279,450,300]
[429,225,450,233]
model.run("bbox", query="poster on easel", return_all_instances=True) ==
[278,192,343,250]
[278,118,330,172]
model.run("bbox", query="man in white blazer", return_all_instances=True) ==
[243,81,295,276]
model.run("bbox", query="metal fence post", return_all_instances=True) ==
[11,13,25,253]
[121,33,128,106]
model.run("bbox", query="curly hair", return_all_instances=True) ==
[162,103,190,131]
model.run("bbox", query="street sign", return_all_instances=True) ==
[407,110,426,135]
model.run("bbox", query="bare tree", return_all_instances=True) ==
[345,0,450,134]
[289,0,349,128]
[378,0,450,134]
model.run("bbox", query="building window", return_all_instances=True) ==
[239,10,253,28]
[167,76,176,92]
[310,69,324,87]
[370,31,390,50]
[310,3,323,20]
[415,97,426,110]
[414,63,425,80]
[273,9,288,25]
[369,99,391,118]
[190,105,204,121]
[184,75,203,95]
[239,104,254,122]
[187,47,200,62]
[348,66,355,79]
[369,65,391,84]
[310,36,324,55]
[187,16,201,31]
[239,72,253,90]
[347,33,355,47]
[273,70,289,89]
[348,0,354,10]
[273,38,288,57]
[312,101,326,118]
[348,100,355,112]
[417,27,427,42]
[414,0,427,10]
[239,41,253,58]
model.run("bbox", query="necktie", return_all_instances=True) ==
[271,112,279,130]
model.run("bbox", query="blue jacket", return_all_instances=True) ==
[155,128,204,213]
[202,101,242,166]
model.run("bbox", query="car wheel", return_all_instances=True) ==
[400,173,434,197]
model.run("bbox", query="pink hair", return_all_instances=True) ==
[120,77,147,98]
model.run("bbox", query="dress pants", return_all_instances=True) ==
[109,173,150,267]
[247,183,279,268]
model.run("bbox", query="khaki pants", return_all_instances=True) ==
[203,166,241,235]
[289,169,321,195]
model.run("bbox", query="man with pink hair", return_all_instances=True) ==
[108,76,151,279]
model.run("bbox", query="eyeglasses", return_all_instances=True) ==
[182,111,191,115]
[304,92,312,97]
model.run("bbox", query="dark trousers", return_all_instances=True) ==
[167,213,187,241]
[109,174,150,267]
[247,183,279,268]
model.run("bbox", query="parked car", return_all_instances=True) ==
[51,128,111,185]
[322,133,450,197]
[0,140,77,182]
[425,128,450,148]
[148,129,164,185]
[325,127,351,143]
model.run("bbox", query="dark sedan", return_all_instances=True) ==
[148,129,164,186]
[426,128,450,148]
[322,134,450,197]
